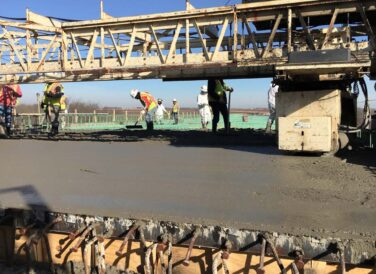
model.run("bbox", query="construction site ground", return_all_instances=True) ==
[1,129,375,243]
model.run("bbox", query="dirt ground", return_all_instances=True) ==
[0,129,375,242]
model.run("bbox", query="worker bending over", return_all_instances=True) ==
[130,89,157,130]
[0,84,22,136]
[41,82,64,135]
[197,85,211,130]
[266,80,279,134]
[208,79,233,133]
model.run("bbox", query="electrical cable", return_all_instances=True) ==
[0,14,81,22]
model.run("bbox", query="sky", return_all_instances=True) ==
[2,0,376,109]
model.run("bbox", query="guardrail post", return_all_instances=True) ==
[93,110,97,123]
[74,109,78,124]
[112,109,116,122]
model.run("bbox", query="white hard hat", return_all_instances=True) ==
[173,98,177,102]
[200,85,208,93]
[130,89,139,98]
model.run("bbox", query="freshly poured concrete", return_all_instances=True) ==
[0,139,375,240]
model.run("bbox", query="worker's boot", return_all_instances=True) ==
[146,122,154,131]
[51,121,59,136]
[0,125,7,138]
[265,119,272,134]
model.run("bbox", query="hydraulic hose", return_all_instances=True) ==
[339,77,371,133]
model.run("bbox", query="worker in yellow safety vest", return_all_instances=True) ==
[41,82,64,135]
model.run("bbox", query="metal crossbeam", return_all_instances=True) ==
[0,0,374,84]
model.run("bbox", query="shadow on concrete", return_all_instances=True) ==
[337,148,376,177]
[0,185,51,212]
[12,128,279,155]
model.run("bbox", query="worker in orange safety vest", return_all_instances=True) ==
[130,89,157,130]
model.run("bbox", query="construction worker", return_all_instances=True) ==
[208,78,233,133]
[41,82,64,135]
[60,95,68,129]
[130,89,157,130]
[0,84,22,136]
[266,80,279,134]
[197,85,211,130]
[171,99,180,125]
[155,98,168,125]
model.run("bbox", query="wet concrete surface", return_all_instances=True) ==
[0,136,375,241]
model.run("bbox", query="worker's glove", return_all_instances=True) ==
[40,102,45,109]
[228,87,234,92]
[140,110,146,115]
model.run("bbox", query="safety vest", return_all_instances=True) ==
[43,83,64,107]
[140,92,157,111]
[60,95,67,111]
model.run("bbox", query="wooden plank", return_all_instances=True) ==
[262,13,283,58]
[26,30,32,69]
[100,27,105,67]
[150,25,166,64]
[186,19,190,61]
[211,17,229,61]
[27,10,62,28]
[166,21,183,63]
[193,19,210,61]
[70,32,84,68]
[321,8,339,49]
[233,13,238,59]
[287,8,292,53]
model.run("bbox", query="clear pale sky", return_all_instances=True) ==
[2,0,375,108]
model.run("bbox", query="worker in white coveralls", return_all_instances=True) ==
[155,98,169,125]
[265,80,279,134]
[197,85,211,130]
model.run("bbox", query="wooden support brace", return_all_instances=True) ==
[242,17,261,59]
[193,19,210,61]
[124,25,137,65]
[108,29,124,66]
[150,25,165,64]
[166,21,183,63]
[262,13,283,58]
[296,9,316,51]
[85,29,99,67]
[36,35,57,70]
[321,8,339,49]
[356,3,376,50]
[211,17,229,61]
[2,27,27,71]
[70,32,84,68]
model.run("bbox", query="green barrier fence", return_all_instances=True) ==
[13,112,272,132]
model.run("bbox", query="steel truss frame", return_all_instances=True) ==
[0,0,374,84]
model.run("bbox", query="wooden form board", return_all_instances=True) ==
[8,232,374,273]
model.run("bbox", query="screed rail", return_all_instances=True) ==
[0,0,375,84]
